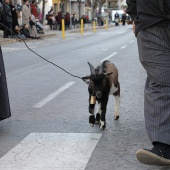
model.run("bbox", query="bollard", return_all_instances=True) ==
[105,20,108,31]
[62,19,65,39]
[93,21,96,33]
[81,19,84,35]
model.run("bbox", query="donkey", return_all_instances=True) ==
[83,60,120,130]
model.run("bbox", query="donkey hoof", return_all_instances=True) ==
[89,115,95,125]
[89,123,94,127]
[95,121,99,125]
[99,121,106,130]
[114,115,119,120]
[96,113,100,122]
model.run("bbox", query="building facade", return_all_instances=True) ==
[108,0,127,10]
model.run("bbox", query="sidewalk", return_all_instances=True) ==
[0,24,114,45]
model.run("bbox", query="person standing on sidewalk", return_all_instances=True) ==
[2,0,13,38]
[9,0,19,32]
[30,0,38,19]
[126,0,170,166]
[0,46,11,121]
[22,0,31,25]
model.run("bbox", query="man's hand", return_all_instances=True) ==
[133,21,135,34]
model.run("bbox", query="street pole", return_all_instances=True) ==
[41,0,45,24]
[78,0,81,19]
[70,0,72,29]
[62,19,65,39]
[81,18,84,35]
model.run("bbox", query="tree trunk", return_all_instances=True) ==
[41,0,45,24]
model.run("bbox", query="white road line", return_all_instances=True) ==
[2,46,37,52]
[101,49,108,51]
[0,133,102,170]
[99,32,109,35]
[100,52,118,63]
[121,46,127,49]
[34,82,75,108]
[66,38,76,40]
[84,33,92,35]
[117,31,126,34]
[130,40,134,43]
[2,47,16,49]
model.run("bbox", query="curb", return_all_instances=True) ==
[68,25,113,34]
[0,25,114,45]
[0,34,57,45]
[0,39,17,45]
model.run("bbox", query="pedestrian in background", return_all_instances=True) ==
[30,0,38,19]
[14,0,22,26]
[9,0,19,32]
[29,16,38,37]
[22,23,39,39]
[22,0,31,25]
[2,0,13,38]
[0,46,11,121]
[47,6,54,30]
[114,12,119,19]
[57,11,62,30]
[65,12,70,29]
[127,0,170,166]
[121,12,126,26]
[71,13,77,28]
[36,2,41,20]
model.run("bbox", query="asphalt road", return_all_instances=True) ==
[0,25,169,170]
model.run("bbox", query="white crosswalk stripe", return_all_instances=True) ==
[0,133,102,170]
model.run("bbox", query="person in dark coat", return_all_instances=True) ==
[121,12,126,25]
[2,0,13,38]
[9,0,19,32]
[65,12,70,29]
[0,46,11,121]
[57,11,62,31]
[114,12,119,19]
[47,6,53,30]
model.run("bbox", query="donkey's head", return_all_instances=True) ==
[83,62,113,98]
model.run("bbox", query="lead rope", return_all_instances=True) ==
[0,22,89,85]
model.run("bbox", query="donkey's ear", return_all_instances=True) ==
[104,72,113,77]
[82,75,91,80]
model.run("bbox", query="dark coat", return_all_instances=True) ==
[9,4,19,30]
[126,0,170,34]
[57,12,62,24]
[65,13,70,23]
[3,3,12,23]
[0,46,11,121]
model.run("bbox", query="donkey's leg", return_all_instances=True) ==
[113,82,120,120]
[99,97,108,130]
[114,95,120,120]
[95,101,101,125]
[89,95,95,126]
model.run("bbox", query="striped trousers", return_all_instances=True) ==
[137,26,170,145]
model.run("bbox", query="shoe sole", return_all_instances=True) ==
[136,149,170,166]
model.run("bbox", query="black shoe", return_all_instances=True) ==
[136,144,170,166]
